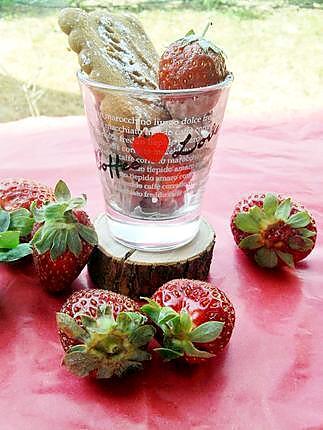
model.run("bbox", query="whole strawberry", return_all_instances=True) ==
[0,179,54,262]
[31,180,98,293]
[56,289,155,379]
[0,178,55,211]
[141,279,235,363]
[159,23,228,90]
[231,192,317,268]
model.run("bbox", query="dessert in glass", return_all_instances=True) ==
[59,9,233,250]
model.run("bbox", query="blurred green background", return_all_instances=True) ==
[1,0,322,122]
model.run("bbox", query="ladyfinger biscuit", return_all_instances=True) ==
[58,8,158,88]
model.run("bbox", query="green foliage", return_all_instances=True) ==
[0,1,322,122]
[186,0,323,8]
[183,0,322,19]
[1,0,321,17]
[288,0,323,5]
[0,0,16,8]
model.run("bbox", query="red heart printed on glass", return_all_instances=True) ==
[132,133,169,163]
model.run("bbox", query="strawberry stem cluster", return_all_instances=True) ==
[31,180,97,260]
[181,26,224,56]
[57,304,155,378]
[234,193,315,268]
[141,298,224,361]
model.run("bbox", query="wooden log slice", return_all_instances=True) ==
[88,214,215,298]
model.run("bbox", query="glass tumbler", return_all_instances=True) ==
[78,71,233,251]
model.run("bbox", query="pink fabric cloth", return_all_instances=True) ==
[0,114,322,430]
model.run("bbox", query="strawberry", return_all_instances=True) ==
[231,192,317,269]
[0,178,55,211]
[141,279,235,364]
[0,179,54,262]
[56,289,155,379]
[31,180,98,293]
[159,23,228,90]
[138,162,192,214]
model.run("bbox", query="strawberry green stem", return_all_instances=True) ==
[201,21,213,38]
[31,180,98,260]
[57,305,155,379]
[141,298,223,361]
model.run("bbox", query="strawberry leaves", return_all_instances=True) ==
[288,236,314,252]
[287,212,311,228]
[57,304,155,379]
[263,193,279,216]
[76,223,98,246]
[55,179,71,202]
[234,212,261,234]
[141,298,224,361]
[254,248,278,268]
[154,348,183,360]
[190,321,224,343]
[298,228,316,238]
[31,180,97,260]
[180,23,224,57]
[66,228,83,256]
[254,247,295,269]
[275,198,292,221]
[63,349,100,378]
[239,234,263,250]
[56,312,88,342]
[181,341,215,359]
[9,208,34,237]
[0,231,20,249]
[276,251,295,268]
[183,29,199,45]
[181,30,222,55]
[0,208,34,262]
[50,230,68,260]
[0,243,32,262]
[234,193,316,269]
[0,210,10,232]
[185,29,195,37]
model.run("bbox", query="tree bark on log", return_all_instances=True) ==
[88,214,215,298]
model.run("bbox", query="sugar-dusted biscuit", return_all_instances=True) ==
[100,93,169,130]
[58,8,159,88]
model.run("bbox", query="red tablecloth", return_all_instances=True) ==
[0,114,322,430]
